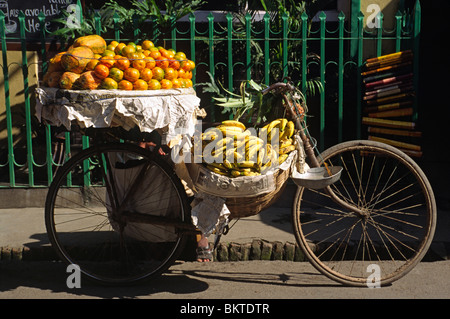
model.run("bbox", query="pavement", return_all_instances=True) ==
[1,182,450,262]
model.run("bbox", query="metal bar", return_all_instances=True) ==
[282,12,288,80]
[94,11,101,36]
[39,12,53,185]
[376,11,383,57]
[264,12,270,85]
[301,12,308,95]
[338,11,345,143]
[246,13,251,81]
[227,12,233,92]
[208,12,215,122]
[19,11,34,186]
[189,13,196,84]
[113,12,120,41]
[0,11,15,186]
[412,0,421,122]
[395,11,402,52]
[356,11,364,140]
[319,11,326,151]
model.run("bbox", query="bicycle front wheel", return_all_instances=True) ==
[292,140,436,286]
[45,143,191,285]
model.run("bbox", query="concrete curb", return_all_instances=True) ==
[2,240,448,262]
[0,240,308,262]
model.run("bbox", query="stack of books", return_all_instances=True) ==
[361,50,422,158]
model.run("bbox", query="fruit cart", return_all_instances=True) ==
[37,36,437,287]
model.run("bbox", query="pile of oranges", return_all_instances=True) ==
[90,39,195,90]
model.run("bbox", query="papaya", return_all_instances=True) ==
[73,71,102,90]
[61,46,95,74]
[46,51,66,73]
[85,54,101,71]
[43,71,63,88]
[59,72,81,89]
[72,35,107,55]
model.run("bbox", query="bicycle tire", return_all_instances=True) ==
[292,140,436,287]
[45,142,191,285]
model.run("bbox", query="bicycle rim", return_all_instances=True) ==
[45,143,189,285]
[293,140,436,286]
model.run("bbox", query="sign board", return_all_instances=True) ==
[0,0,76,40]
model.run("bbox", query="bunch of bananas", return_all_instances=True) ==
[261,118,296,166]
[195,118,296,178]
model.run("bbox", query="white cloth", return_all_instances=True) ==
[35,87,201,143]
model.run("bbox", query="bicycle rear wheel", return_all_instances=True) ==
[45,143,191,285]
[292,140,436,286]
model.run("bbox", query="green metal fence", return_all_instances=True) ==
[0,1,421,188]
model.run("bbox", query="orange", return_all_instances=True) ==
[102,50,116,58]
[121,45,136,59]
[85,55,100,71]
[149,49,161,60]
[133,79,148,90]
[118,79,133,90]
[147,79,161,90]
[168,59,180,70]
[100,77,118,90]
[171,78,182,89]
[145,57,156,69]
[114,43,127,55]
[106,43,117,52]
[156,58,169,69]
[185,70,193,80]
[164,67,177,81]
[142,50,151,57]
[114,55,130,70]
[184,79,193,88]
[141,40,154,50]
[123,67,140,82]
[98,56,115,68]
[181,60,195,72]
[132,57,147,71]
[174,51,187,61]
[152,67,164,81]
[160,79,173,90]
[179,78,187,88]
[139,68,153,81]
[94,63,110,79]
[161,48,175,59]
[177,68,186,79]
[108,67,124,82]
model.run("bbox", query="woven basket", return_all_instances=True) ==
[225,167,290,219]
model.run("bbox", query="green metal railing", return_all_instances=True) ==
[0,1,421,188]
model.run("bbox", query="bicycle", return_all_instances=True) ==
[44,82,436,287]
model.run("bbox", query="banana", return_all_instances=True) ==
[257,146,266,167]
[206,164,228,175]
[230,170,242,177]
[280,121,294,140]
[221,120,246,131]
[246,143,262,161]
[279,144,296,155]
[223,159,233,169]
[279,138,293,148]
[267,119,281,135]
[279,118,288,132]
[217,125,244,136]
[237,161,257,168]
[201,130,219,141]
